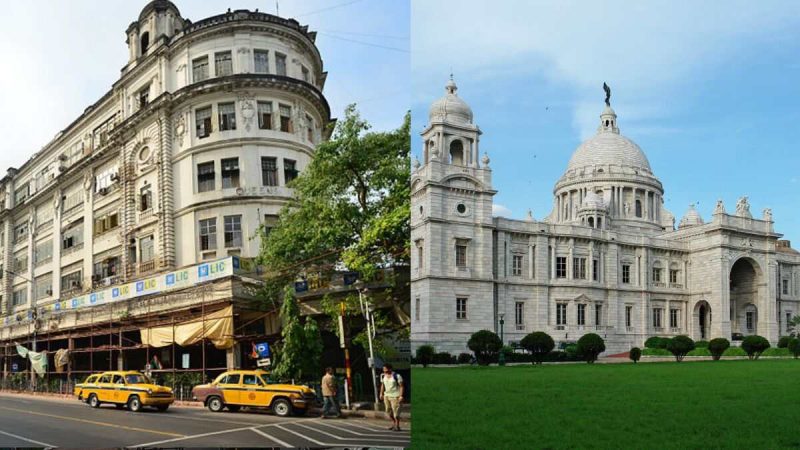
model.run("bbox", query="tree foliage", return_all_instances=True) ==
[416,345,435,368]
[271,287,322,382]
[577,333,606,363]
[256,106,411,357]
[468,330,502,366]
[666,335,695,362]
[741,335,770,360]
[708,338,730,361]
[520,332,555,365]
[788,338,800,359]
[629,347,641,364]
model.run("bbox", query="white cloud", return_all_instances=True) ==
[492,203,512,218]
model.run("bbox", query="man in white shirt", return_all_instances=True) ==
[378,363,404,431]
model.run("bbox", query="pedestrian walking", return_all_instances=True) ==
[379,363,404,431]
[320,367,340,418]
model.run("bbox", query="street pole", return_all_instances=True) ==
[357,285,379,407]
[499,313,505,366]
[340,302,353,405]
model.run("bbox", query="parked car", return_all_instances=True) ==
[191,369,315,417]
[74,374,100,402]
[79,371,174,412]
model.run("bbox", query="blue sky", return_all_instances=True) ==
[411,0,800,242]
[0,0,408,171]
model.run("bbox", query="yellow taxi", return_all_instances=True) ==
[78,371,175,412]
[191,369,316,417]
[74,374,100,402]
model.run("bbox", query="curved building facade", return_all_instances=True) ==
[411,78,800,354]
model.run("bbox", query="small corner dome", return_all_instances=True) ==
[678,204,704,229]
[138,0,182,23]
[581,191,607,210]
[429,77,473,125]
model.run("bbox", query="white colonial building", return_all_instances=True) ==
[0,1,332,379]
[411,77,800,354]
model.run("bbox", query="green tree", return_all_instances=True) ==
[789,315,800,337]
[468,330,502,366]
[416,345,435,368]
[709,338,730,361]
[577,333,606,363]
[257,106,411,356]
[741,335,770,360]
[788,338,800,359]
[629,347,641,364]
[520,332,555,365]
[302,317,323,379]
[666,335,696,362]
[272,287,307,381]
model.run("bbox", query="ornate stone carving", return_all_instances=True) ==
[735,196,752,218]
[53,193,61,217]
[176,63,186,72]
[174,113,186,146]
[83,173,94,200]
[412,158,420,170]
[238,93,256,131]
[762,208,772,222]
[623,202,630,217]
[740,237,754,248]
[431,145,440,160]
[527,209,534,221]
[714,199,726,215]
[481,152,490,167]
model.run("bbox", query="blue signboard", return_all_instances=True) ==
[11,363,18,372]
[256,342,271,358]
[294,280,308,293]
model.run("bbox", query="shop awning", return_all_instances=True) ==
[140,305,234,349]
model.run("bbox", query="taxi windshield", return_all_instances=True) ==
[125,374,151,385]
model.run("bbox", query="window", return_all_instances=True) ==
[279,104,292,132]
[652,308,663,329]
[35,277,52,300]
[192,56,209,82]
[622,264,631,284]
[652,268,662,283]
[140,235,154,262]
[61,270,82,291]
[139,86,149,108]
[577,304,586,326]
[301,65,310,82]
[220,374,240,385]
[556,303,567,326]
[670,269,679,284]
[635,199,642,218]
[595,304,602,326]
[257,102,273,129]
[93,257,120,279]
[593,259,599,281]
[573,257,586,279]
[746,311,755,331]
[214,51,233,77]
[197,162,215,192]
[34,240,53,265]
[13,253,27,273]
[515,302,524,327]
[417,242,423,269]
[275,53,287,76]
[12,288,27,307]
[94,167,120,193]
[556,257,567,278]
[199,218,217,251]
[243,374,261,386]
[455,244,467,268]
[456,298,467,320]
[284,159,298,184]
[195,106,212,138]
[94,212,119,235]
[512,255,523,276]
[670,308,679,329]
[224,215,242,248]
[15,184,29,204]
[254,49,269,73]
[787,313,792,332]
[14,222,28,243]
[218,103,236,131]
[306,115,314,142]
[140,186,152,211]
[62,222,84,250]
[140,32,150,53]
[62,190,83,213]
[261,157,278,186]
[783,280,790,295]
[625,305,632,328]
[415,298,420,321]
[221,158,240,189]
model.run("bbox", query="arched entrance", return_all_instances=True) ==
[693,300,711,340]
[729,257,762,337]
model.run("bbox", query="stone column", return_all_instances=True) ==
[159,112,176,270]
[528,244,534,279]
[52,192,62,297]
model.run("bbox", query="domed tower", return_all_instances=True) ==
[423,76,481,166]
[678,204,704,229]
[126,1,185,64]
[550,85,673,232]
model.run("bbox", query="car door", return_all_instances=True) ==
[241,374,265,406]
[218,374,241,404]
[256,375,273,407]
[111,374,126,403]
[96,375,113,402]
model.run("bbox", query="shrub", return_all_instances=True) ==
[641,348,671,356]
[741,335,770,360]
[709,338,730,361]
[520,332,556,365]
[576,333,606,363]
[761,348,791,357]
[778,336,791,348]
[629,347,641,363]
[666,335,695,362]
[457,353,473,364]
[686,348,711,357]
[416,345,435,368]
[722,346,746,357]
[788,338,800,359]
[468,330,503,365]
[644,336,671,349]
[564,344,578,358]
[433,352,456,364]
[695,340,709,348]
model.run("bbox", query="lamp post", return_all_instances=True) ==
[6,269,36,387]
[499,313,505,366]
[354,280,380,407]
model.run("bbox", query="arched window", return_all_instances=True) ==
[140,32,150,54]
[605,120,609,127]
[635,199,642,218]
[587,217,594,228]
[597,217,602,228]
[449,140,464,166]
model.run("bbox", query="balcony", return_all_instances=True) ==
[653,282,666,288]
[60,283,82,298]
[670,283,683,289]
[61,242,84,257]
[515,324,525,331]
[138,208,154,222]
[14,235,28,246]
[137,259,157,275]
[93,275,123,289]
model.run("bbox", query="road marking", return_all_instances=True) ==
[0,429,55,447]
[274,424,328,446]
[335,420,409,434]
[315,421,406,437]
[293,422,409,442]
[251,427,292,447]
[132,425,259,446]
[0,406,183,438]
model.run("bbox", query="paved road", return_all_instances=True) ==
[0,393,409,448]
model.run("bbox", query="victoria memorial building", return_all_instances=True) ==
[410,78,800,354]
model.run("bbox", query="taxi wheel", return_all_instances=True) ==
[271,398,292,417]
[207,396,224,413]
[227,405,241,412]
[128,395,142,413]
[88,394,100,408]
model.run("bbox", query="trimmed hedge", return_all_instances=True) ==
[520,332,556,365]
[667,335,695,362]
[629,347,641,363]
[722,347,747,357]
[761,348,791,357]
[416,345,435,368]
[695,340,709,348]
[644,336,670,349]
[788,338,800,358]
[686,348,711,357]
[577,333,606,363]
[433,352,457,365]
[457,353,473,364]
[468,330,503,365]
[778,336,791,348]
[709,338,730,360]
[741,335,770,360]
[642,348,672,356]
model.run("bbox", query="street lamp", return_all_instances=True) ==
[498,313,505,366]
[354,280,380,407]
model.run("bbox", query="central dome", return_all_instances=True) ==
[566,105,652,174]
[429,77,473,125]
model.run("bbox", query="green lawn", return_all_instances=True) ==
[412,359,800,449]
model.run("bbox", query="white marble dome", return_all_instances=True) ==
[567,131,652,174]
[679,204,704,229]
[429,77,473,125]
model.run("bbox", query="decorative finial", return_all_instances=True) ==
[735,196,752,219]
[412,157,421,170]
[445,74,457,95]
[763,208,773,222]
[481,152,490,167]
[603,82,611,107]
[526,209,534,221]
[713,199,726,215]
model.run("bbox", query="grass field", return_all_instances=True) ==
[412,359,800,449]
